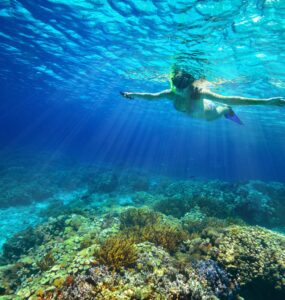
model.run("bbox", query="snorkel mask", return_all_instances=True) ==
[169,69,195,92]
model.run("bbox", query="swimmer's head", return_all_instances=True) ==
[170,69,196,91]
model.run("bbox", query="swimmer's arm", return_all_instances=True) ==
[202,91,285,106]
[120,89,173,101]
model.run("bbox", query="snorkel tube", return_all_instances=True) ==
[169,67,177,93]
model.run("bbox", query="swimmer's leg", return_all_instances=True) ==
[204,103,228,121]
[205,104,243,125]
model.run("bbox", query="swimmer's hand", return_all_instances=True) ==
[120,91,134,100]
[267,97,285,106]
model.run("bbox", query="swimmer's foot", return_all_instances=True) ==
[224,108,243,125]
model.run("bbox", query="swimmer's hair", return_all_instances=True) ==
[171,69,196,89]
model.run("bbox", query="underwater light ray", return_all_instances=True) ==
[161,125,187,176]
[116,106,164,171]
[95,103,147,170]
[224,108,276,181]
[250,111,280,180]
[79,62,172,171]
[211,123,228,178]
[190,117,231,180]
[1,101,63,152]
[161,117,190,177]
[8,111,91,182]
[66,89,127,167]
[34,113,93,173]
[2,53,124,177]
[123,115,167,175]
[219,123,232,179]
[32,45,131,158]
[74,73,143,172]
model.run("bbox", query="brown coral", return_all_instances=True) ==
[36,251,55,271]
[141,224,189,253]
[97,235,138,270]
[119,207,189,253]
[123,223,189,253]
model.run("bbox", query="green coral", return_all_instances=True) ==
[119,207,162,229]
[152,195,192,218]
[186,224,285,296]
[0,263,25,295]
[0,214,103,299]
[182,212,245,234]
[212,226,285,289]
[97,235,138,270]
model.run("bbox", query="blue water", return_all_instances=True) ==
[0,0,285,182]
[1,2,285,298]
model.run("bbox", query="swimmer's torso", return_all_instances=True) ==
[171,86,225,121]
[172,89,207,118]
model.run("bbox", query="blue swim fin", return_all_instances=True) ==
[224,109,243,125]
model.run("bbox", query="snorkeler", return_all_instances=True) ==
[120,69,284,124]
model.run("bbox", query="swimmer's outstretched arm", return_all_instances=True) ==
[202,90,285,106]
[120,89,173,101]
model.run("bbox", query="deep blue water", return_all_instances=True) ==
[1,0,285,181]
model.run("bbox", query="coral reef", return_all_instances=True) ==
[0,165,285,299]
[0,206,284,300]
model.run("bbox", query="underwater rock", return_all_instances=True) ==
[193,259,239,299]
[181,212,245,236]
[153,194,193,218]
[131,191,158,205]
[0,262,27,295]
[163,180,193,197]
[128,174,149,191]
[118,171,150,192]
[117,195,134,206]
[4,213,103,298]
[235,183,273,225]
[90,171,118,193]
[0,215,77,264]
